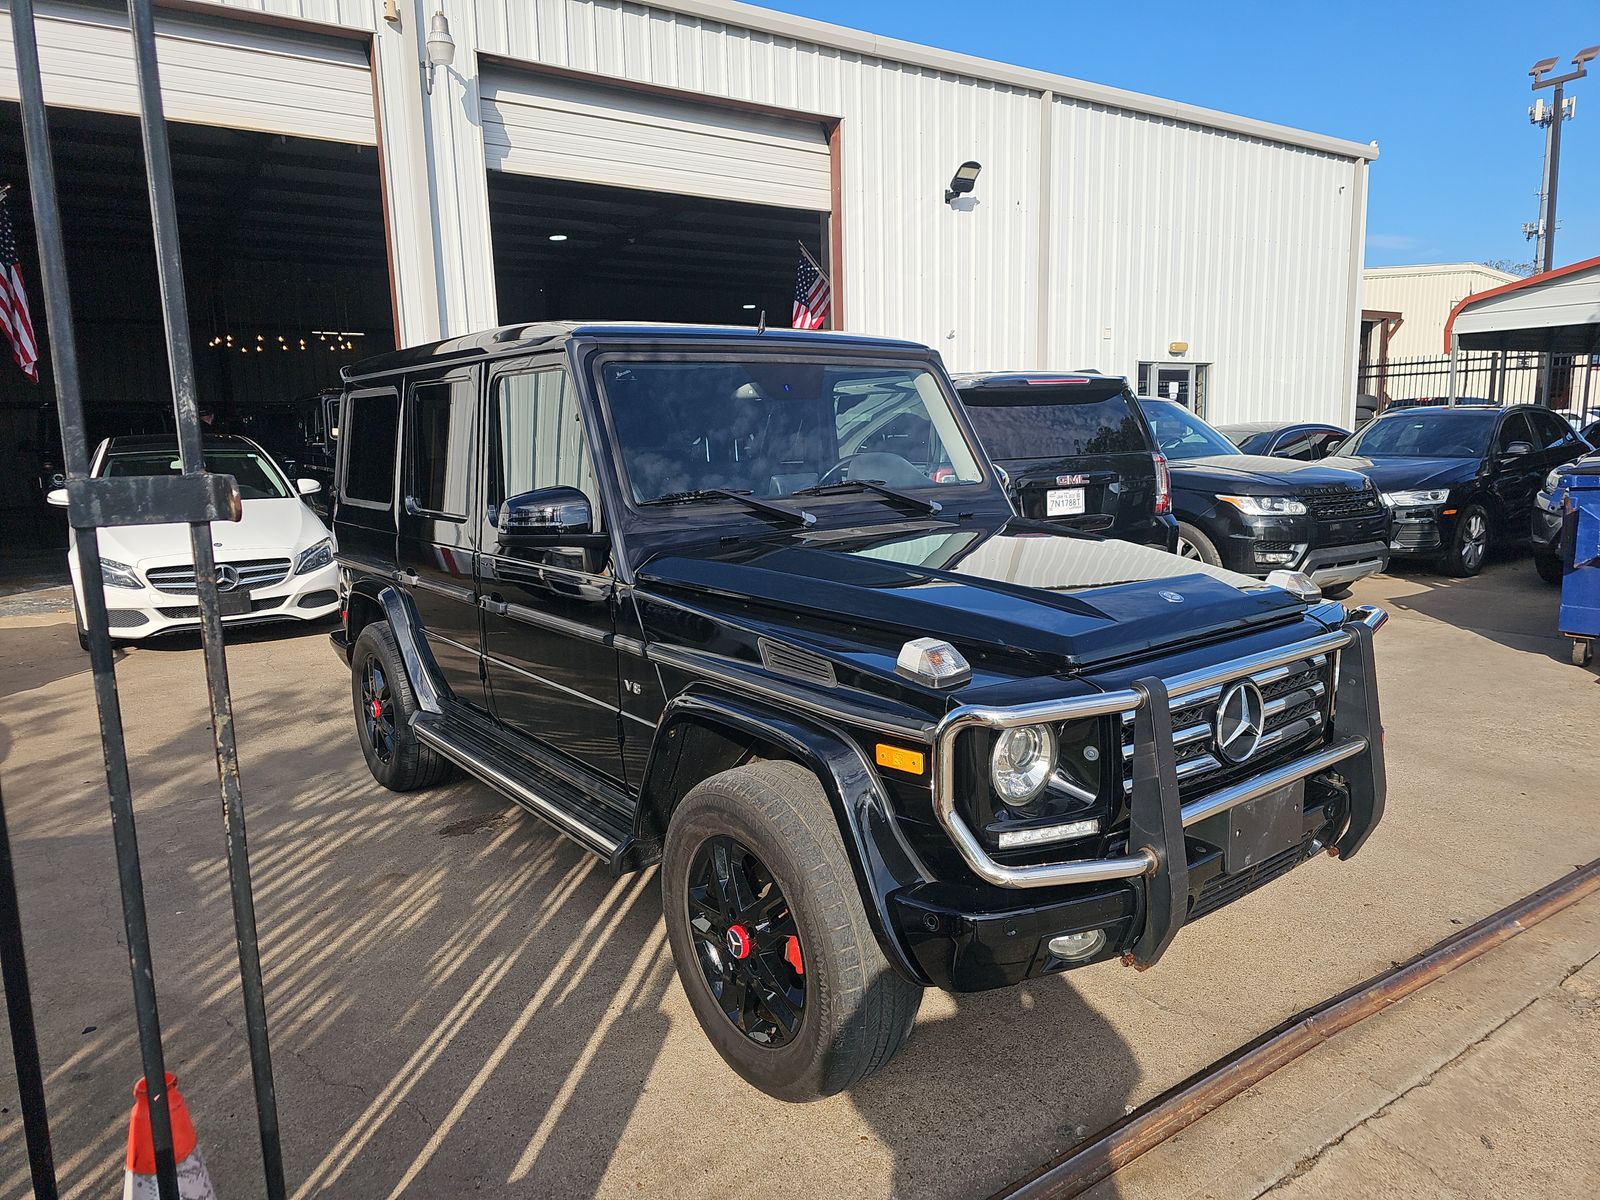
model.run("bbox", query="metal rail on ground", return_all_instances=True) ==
[991,855,1600,1200]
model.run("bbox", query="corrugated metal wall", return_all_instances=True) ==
[1362,265,1519,358]
[472,0,1043,374]
[1049,101,1362,424]
[185,0,1370,423]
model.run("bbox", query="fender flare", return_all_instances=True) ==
[640,684,933,985]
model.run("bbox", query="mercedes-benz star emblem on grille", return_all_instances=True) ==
[216,564,240,592]
[1214,680,1265,765]
[1160,589,1184,604]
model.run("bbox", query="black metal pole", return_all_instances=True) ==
[6,4,181,1198]
[0,779,59,1200]
[120,3,286,1195]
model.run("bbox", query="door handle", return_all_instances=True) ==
[480,594,508,615]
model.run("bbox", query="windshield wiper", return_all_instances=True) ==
[791,478,943,515]
[641,488,815,527]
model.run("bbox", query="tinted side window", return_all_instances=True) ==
[1495,413,1535,454]
[343,389,399,505]
[1273,430,1318,459]
[1529,409,1577,451]
[490,368,596,509]
[407,379,473,517]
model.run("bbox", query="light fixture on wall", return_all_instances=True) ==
[945,160,981,204]
[422,10,456,95]
[547,233,568,242]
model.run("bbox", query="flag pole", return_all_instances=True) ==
[797,239,828,280]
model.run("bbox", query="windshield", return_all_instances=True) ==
[959,380,1148,459]
[1339,410,1498,459]
[1137,398,1241,459]
[598,358,984,504]
[100,447,291,500]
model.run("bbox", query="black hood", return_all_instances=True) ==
[1166,454,1374,494]
[636,519,1307,677]
[1321,454,1479,492]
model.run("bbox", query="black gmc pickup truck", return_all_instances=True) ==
[329,323,1387,1101]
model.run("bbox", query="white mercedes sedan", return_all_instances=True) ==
[49,434,339,647]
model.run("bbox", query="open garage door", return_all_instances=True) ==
[481,69,831,211]
[0,1,376,144]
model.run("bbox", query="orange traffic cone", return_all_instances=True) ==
[123,1073,217,1200]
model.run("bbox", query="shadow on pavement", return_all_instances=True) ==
[1377,549,1576,666]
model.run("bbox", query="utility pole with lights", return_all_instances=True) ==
[1525,47,1598,274]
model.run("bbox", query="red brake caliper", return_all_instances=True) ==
[784,936,804,976]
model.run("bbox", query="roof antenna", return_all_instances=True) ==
[757,309,767,334]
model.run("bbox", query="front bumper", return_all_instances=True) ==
[1532,502,1563,557]
[1215,510,1391,580]
[1388,506,1450,556]
[69,557,340,639]
[909,607,1386,987]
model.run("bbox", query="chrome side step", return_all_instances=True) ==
[412,713,632,868]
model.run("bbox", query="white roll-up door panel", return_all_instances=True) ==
[0,2,375,145]
[482,70,831,212]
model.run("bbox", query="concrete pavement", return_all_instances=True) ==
[0,553,1596,1198]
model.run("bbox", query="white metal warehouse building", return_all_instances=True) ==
[0,0,1378,545]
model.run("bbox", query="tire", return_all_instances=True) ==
[1174,521,1223,566]
[350,622,452,791]
[1441,504,1490,577]
[1535,553,1564,585]
[662,761,922,1101]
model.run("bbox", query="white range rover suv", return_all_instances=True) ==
[49,434,339,647]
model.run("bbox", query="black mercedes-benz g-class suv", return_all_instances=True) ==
[330,323,1387,1101]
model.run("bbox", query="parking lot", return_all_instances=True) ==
[0,554,1596,1199]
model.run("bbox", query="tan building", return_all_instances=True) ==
[1361,262,1519,363]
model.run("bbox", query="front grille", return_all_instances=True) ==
[1189,833,1317,920]
[1121,653,1332,801]
[1255,540,1297,555]
[1392,521,1439,549]
[145,557,292,595]
[1301,485,1383,522]
[106,609,148,628]
[155,597,285,619]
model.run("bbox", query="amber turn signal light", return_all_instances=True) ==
[875,744,926,775]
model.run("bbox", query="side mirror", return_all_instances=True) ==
[497,486,601,547]
[46,487,68,508]
[1503,441,1534,458]
[296,478,322,496]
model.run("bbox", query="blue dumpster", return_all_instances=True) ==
[1558,464,1600,667]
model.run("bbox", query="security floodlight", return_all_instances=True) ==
[945,161,982,204]
[423,10,456,93]
[1575,45,1600,66]
[1532,56,1560,79]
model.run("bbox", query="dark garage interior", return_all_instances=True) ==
[0,102,392,557]
[488,173,828,328]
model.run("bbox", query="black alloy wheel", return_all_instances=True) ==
[361,658,396,765]
[686,835,806,1047]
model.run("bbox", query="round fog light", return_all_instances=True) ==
[1047,929,1107,962]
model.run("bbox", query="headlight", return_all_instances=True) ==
[100,558,142,589]
[990,725,1056,807]
[293,538,333,575]
[1218,494,1307,516]
[1381,489,1449,507]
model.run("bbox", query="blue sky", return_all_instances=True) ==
[761,0,1600,271]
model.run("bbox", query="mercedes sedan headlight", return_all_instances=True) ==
[293,538,334,576]
[100,558,142,589]
[1218,494,1307,516]
[1381,489,1449,508]
[990,725,1057,807]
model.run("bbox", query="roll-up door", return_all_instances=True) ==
[481,69,831,212]
[0,2,376,145]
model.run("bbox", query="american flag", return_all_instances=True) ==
[791,248,831,330]
[0,193,39,383]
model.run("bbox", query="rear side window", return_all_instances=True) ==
[960,382,1149,460]
[343,389,399,505]
[407,378,474,517]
